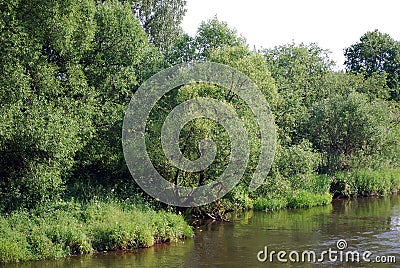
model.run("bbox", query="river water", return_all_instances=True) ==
[3,195,399,267]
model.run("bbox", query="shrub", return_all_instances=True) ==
[274,140,321,179]
[306,92,393,172]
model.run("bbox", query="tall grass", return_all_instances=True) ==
[286,191,332,209]
[253,173,333,211]
[253,192,332,211]
[331,168,400,197]
[0,200,193,263]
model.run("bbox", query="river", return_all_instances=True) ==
[3,195,399,267]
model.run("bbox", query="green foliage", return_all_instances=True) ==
[209,46,278,107]
[221,183,254,210]
[274,140,321,179]
[0,217,33,263]
[306,92,394,172]
[331,169,400,197]
[164,33,196,65]
[251,173,292,200]
[131,0,187,52]
[0,200,193,263]
[253,197,287,211]
[320,71,391,100]
[145,45,277,212]
[344,30,400,100]
[70,0,156,194]
[253,189,332,211]
[0,0,97,211]
[1,0,400,252]
[264,43,334,144]
[286,191,332,209]
[195,16,246,59]
[0,0,165,212]
[164,17,247,65]
[300,174,332,195]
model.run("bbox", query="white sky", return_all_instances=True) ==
[181,0,400,70]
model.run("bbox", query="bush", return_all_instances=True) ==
[274,140,321,179]
[306,92,393,172]
[297,174,332,194]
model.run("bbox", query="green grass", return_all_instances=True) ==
[332,168,400,197]
[0,200,193,263]
[253,191,332,211]
[286,191,332,209]
[253,197,288,211]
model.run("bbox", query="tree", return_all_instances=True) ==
[163,17,247,65]
[0,0,158,211]
[70,0,160,199]
[321,71,391,101]
[131,0,187,52]
[344,30,400,100]
[145,46,277,208]
[194,17,246,60]
[163,33,196,65]
[0,0,97,211]
[264,43,334,145]
[306,92,393,172]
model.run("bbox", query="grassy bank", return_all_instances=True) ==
[252,168,400,211]
[253,192,332,211]
[251,173,333,211]
[0,200,193,263]
[2,169,399,263]
[331,168,400,197]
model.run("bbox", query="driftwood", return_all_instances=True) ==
[205,212,231,222]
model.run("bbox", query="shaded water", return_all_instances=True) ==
[3,195,400,267]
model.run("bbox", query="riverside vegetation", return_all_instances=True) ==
[1,0,400,263]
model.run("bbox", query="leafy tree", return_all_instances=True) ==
[131,0,187,52]
[274,139,322,189]
[209,46,278,107]
[264,43,334,145]
[321,71,391,101]
[145,46,277,208]
[163,33,196,65]
[344,30,400,100]
[194,17,246,60]
[306,92,393,172]
[164,17,246,65]
[69,0,159,198]
[0,0,97,211]
[0,0,158,210]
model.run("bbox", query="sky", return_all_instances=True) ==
[181,0,400,70]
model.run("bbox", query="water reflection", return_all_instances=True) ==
[2,195,399,268]
[390,204,400,231]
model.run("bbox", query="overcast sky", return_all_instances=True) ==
[181,0,400,70]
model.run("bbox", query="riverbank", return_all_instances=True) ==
[1,169,399,263]
[0,200,193,263]
[252,168,400,212]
